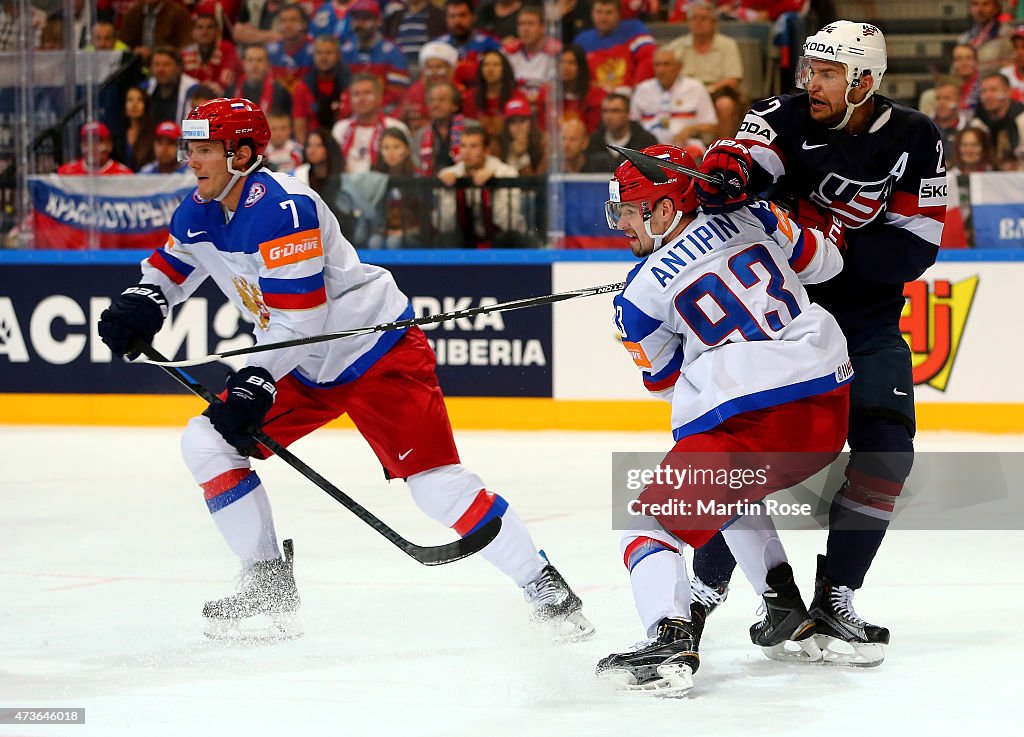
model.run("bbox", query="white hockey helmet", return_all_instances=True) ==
[797,20,887,128]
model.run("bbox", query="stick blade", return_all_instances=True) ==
[407,517,503,566]
[607,144,670,182]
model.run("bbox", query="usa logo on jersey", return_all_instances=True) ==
[810,151,909,228]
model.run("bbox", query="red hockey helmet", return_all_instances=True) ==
[180,97,271,159]
[605,144,699,230]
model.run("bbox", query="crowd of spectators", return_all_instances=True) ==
[17,0,1024,247]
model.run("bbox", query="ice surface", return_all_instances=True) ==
[2,426,1021,737]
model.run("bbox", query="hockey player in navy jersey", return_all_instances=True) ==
[595,143,853,694]
[692,21,947,666]
[96,98,593,642]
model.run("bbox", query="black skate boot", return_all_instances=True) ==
[523,552,594,641]
[203,539,302,641]
[749,562,822,663]
[809,555,888,667]
[596,614,703,695]
[689,575,729,622]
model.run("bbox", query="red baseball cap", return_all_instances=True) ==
[504,98,531,118]
[349,0,380,17]
[80,121,111,140]
[155,121,182,140]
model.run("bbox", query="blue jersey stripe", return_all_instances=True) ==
[259,271,325,295]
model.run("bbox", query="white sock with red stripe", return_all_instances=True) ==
[200,468,281,563]
[721,512,786,595]
[408,464,545,587]
[620,531,692,637]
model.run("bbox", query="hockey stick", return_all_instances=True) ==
[606,144,726,187]
[137,343,501,566]
[138,280,627,368]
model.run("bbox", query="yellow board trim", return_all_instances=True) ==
[2,395,1023,434]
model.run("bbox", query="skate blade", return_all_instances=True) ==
[551,611,596,643]
[814,634,884,667]
[600,664,695,696]
[760,637,823,663]
[204,611,304,642]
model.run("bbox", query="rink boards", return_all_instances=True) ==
[0,250,1021,432]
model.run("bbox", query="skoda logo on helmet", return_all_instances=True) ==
[805,41,836,55]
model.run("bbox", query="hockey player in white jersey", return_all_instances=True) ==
[595,143,852,694]
[96,98,593,642]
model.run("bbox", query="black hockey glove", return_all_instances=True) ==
[98,284,169,360]
[204,366,277,457]
[695,139,753,213]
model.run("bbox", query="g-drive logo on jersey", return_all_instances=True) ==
[811,152,909,228]
[260,229,324,268]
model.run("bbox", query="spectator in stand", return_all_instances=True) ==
[371,127,424,248]
[332,73,411,173]
[234,0,288,46]
[118,0,193,65]
[920,44,981,118]
[384,0,447,68]
[478,0,522,44]
[181,10,241,96]
[952,43,983,114]
[436,125,527,248]
[551,0,594,45]
[504,5,561,115]
[561,117,614,172]
[265,111,305,172]
[720,0,806,87]
[139,121,190,173]
[667,1,744,138]
[189,83,219,109]
[464,50,530,138]
[90,20,128,52]
[340,0,410,116]
[959,0,1013,75]
[575,0,655,94]
[1001,25,1024,100]
[561,43,606,134]
[304,34,352,129]
[953,126,996,174]
[233,44,293,117]
[0,0,46,50]
[113,86,156,172]
[267,3,316,91]
[310,0,356,44]
[932,77,969,167]
[399,41,462,135]
[970,71,1024,169]
[586,91,657,164]
[631,45,717,150]
[293,127,348,222]
[145,47,200,125]
[494,98,547,175]
[413,81,476,174]
[58,122,133,175]
[437,0,503,89]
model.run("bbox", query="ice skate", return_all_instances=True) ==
[809,555,888,667]
[749,562,822,663]
[596,615,702,696]
[690,575,729,621]
[203,539,302,641]
[523,552,595,642]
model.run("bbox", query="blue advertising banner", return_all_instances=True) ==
[0,261,552,398]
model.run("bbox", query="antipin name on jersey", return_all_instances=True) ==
[650,213,742,288]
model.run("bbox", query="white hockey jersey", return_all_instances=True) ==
[613,201,852,441]
[141,170,411,385]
